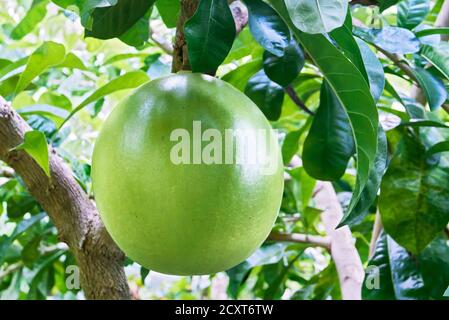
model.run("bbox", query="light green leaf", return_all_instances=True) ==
[284,0,348,34]
[11,0,49,40]
[272,0,379,224]
[412,67,447,111]
[15,131,50,177]
[398,0,430,30]
[245,0,291,57]
[185,0,236,73]
[421,42,449,80]
[355,38,385,102]
[15,42,66,94]
[222,58,262,91]
[58,52,87,70]
[61,70,150,127]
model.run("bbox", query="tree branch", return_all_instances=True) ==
[314,181,364,300]
[149,27,173,55]
[268,232,331,250]
[369,211,383,258]
[0,97,130,300]
[0,166,14,178]
[285,85,315,116]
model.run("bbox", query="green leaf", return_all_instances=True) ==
[118,10,151,48]
[185,0,236,73]
[281,119,311,164]
[354,26,420,54]
[302,81,354,181]
[61,70,150,127]
[421,42,449,80]
[222,58,262,91]
[244,69,284,121]
[379,131,449,254]
[363,232,449,299]
[378,0,401,12]
[284,0,348,34]
[263,40,304,87]
[398,0,430,30]
[329,10,369,83]
[10,0,48,40]
[58,52,87,70]
[85,0,154,39]
[415,27,449,37]
[245,0,290,57]
[341,125,387,225]
[272,0,379,223]
[15,131,50,177]
[356,38,385,102]
[15,41,66,94]
[156,0,180,28]
[412,67,447,111]
[425,140,449,157]
[0,57,28,83]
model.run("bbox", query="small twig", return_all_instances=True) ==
[368,211,383,258]
[284,85,315,116]
[374,45,419,83]
[268,231,331,250]
[0,166,14,178]
[149,27,174,55]
[0,262,22,279]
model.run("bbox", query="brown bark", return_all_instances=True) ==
[268,232,331,249]
[0,97,130,300]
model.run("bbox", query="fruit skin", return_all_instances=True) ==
[92,73,284,275]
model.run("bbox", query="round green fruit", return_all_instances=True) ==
[92,73,284,275]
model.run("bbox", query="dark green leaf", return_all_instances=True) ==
[302,81,354,181]
[185,0,236,73]
[245,0,290,57]
[221,58,262,91]
[156,0,180,28]
[412,67,447,111]
[85,0,154,39]
[379,132,449,254]
[421,42,449,80]
[425,140,449,157]
[244,69,284,121]
[263,40,304,87]
[284,0,347,34]
[398,0,430,30]
[415,27,449,37]
[271,0,378,222]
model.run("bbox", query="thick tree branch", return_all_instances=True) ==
[314,181,364,300]
[0,97,130,300]
[268,232,331,250]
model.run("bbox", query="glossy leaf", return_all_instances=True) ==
[245,0,290,57]
[354,26,420,54]
[58,53,87,70]
[378,0,401,11]
[15,41,66,94]
[302,81,354,181]
[425,140,449,157]
[329,11,369,83]
[11,0,48,40]
[263,40,304,87]
[118,10,151,48]
[398,0,430,30]
[15,131,50,176]
[185,0,236,73]
[222,59,262,91]
[244,70,284,121]
[379,132,449,254]
[341,125,387,226]
[85,0,154,39]
[272,0,379,222]
[412,67,447,111]
[156,0,180,28]
[415,27,449,37]
[356,38,385,102]
[421,42,449,80]
[363,232,449,299]
[61,71,150,127]
[284,0,348,34]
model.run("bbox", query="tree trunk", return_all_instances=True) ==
[0,97,130,300]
